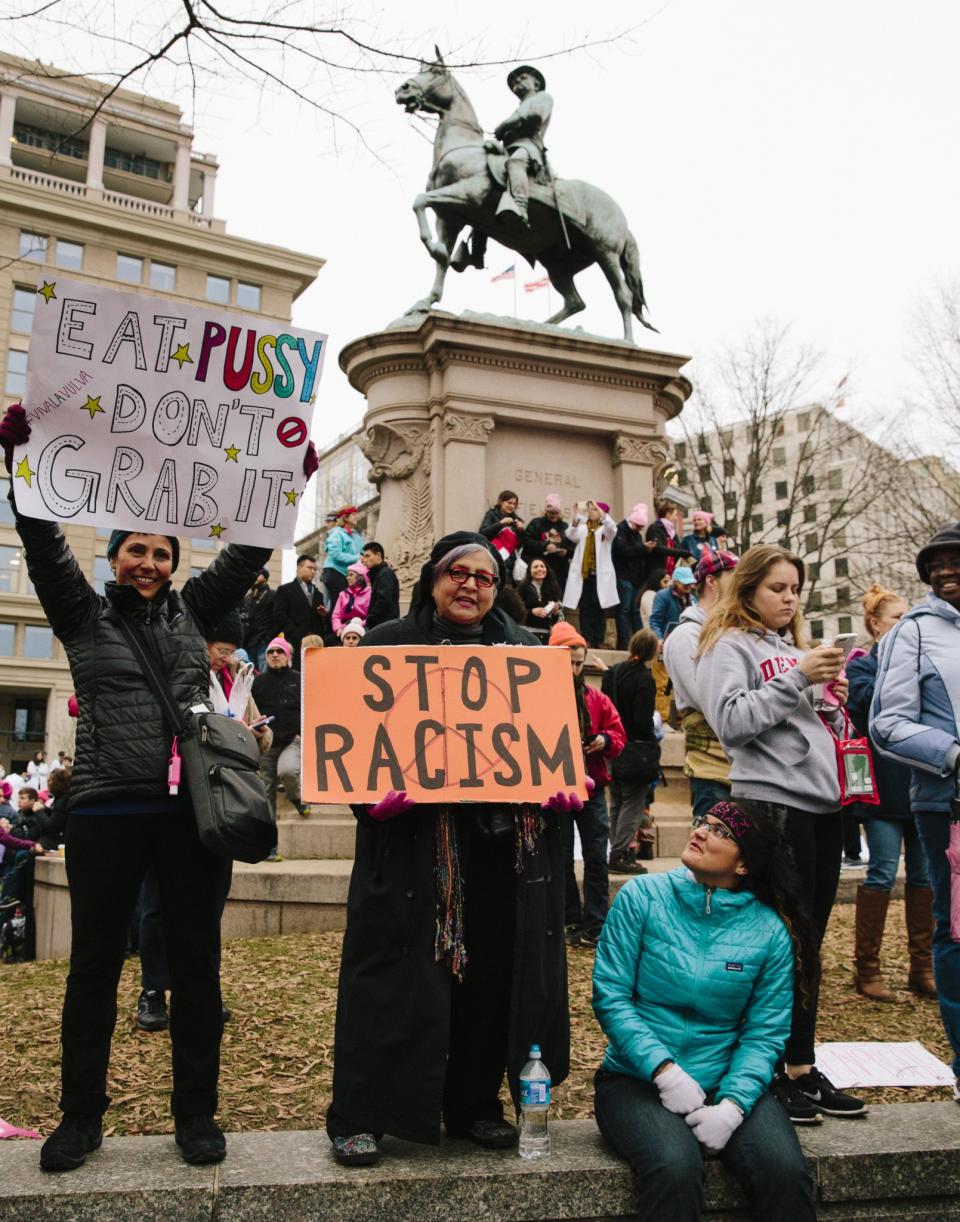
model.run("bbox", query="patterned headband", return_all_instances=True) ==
[707,800,752,841]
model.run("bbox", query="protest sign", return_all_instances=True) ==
[814,1041,954,1088]
[15,277,325,547]
[301,645,589,804]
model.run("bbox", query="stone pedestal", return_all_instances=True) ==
[339,312,692,593]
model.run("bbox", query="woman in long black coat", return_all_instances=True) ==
[326,531,570,1165]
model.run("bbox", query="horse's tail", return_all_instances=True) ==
[621,231,659,333]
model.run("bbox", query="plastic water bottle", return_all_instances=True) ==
[518,1044,551,1159]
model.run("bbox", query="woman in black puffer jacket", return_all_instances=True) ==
[0,405,271,1174]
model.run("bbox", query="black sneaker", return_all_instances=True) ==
[793,1066,867,1117]
[608,853,648,875]
[465,1118,518,1149]
[579,930,601,948]
[136,989,169,1032]
[564,924,582,947]
[771,1072,823,1124]
[175,1115,226,1165]
[40,1113,103,1171]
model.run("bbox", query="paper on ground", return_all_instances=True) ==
[814,1041,954,1088]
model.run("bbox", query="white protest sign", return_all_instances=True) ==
[814,1041,955,1088]
[16,277,326,547]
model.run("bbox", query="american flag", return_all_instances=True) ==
[491,264,515,283]
[524,277,550,293]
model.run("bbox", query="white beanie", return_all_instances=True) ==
[339,617,366,639]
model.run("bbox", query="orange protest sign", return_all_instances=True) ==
[301,645,588,805]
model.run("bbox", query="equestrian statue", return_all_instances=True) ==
[395,52,658,344]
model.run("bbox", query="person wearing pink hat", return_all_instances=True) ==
[331,563,371,636]
[680,508,728,567]
[563,500,618,647]
[522,494,571,591]
[251,636,307,819]
[613,503,651,650]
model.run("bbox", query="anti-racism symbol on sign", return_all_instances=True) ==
[301,645,588,805]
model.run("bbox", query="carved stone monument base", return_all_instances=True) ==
[340,312,692,595]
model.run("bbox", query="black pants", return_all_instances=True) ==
[60,810,231,1118]
[140,860,234,994]
[842,814,862,859]
[321,567,347,612]
[578,575,606,648]
[779,806,842,1065]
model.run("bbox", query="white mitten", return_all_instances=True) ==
[655,1064,706,1115]
[684,1099,744,1153]
[227,662,256,719]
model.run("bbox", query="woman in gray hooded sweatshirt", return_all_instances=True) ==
[695,545,866,1126]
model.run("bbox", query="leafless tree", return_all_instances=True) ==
[668,319,908,617]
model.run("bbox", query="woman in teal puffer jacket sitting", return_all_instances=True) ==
[592,800,817,1221]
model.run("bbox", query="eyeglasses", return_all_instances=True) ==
[266,648,287,656]
[211,645,234,657]
[444,565,497,590]
[690,813,737,842]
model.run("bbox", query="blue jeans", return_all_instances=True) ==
[561,787,609,936]
[864,817,929,891]
[615,577,642,649]
[690,778,731,821]
[594,1071,815,1222]
[915,813,960,1075]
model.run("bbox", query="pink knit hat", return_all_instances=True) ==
[595,501,610,514]
[692,508,714,524]
[629,502,649,527]
[544,493,562,511]
[266,635,293,659]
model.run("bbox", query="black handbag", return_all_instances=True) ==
[606,661,662,787]
[116,617,277,863]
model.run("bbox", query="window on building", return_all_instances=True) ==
[723,459,736,478]
[11,287,36,333]
[206,274,230,304]
[55,240,84,271]
[834,529,847,546]
[809,562,821,580]
[830,499,844,516]
[0,478,12,526]
[777,509,790,527]
[720,429,734,446]
[149,261,176,291]
[802,475,815,496]
[116,253,143,283]
[92,556,113,594]
[803,503,817,523]
[676,467,687,486]
[699,464,711,482]
[725,518,737,538]
[774,420,785,437]
[805,532,818,554]
[19,231,47,263]
[810,619,824,640]
[13,697,46,742]
[5,350,28,396]
[700,495,712,513]
[751,514,764,533]
[0,623,14,655]
[724,491,737,509]
[237,281,261,311]
[0,546,23,592]
[773,446,786,466]
[838,615,853,635]
[836,585,850,607]
[775,481,788,500]
[674,441,687,461]
[696,432,708,454]
[807,591,822,612]
[835,557,849,578]
[828,468,843,491]
[23,625,53,659]
[797,411,811,431]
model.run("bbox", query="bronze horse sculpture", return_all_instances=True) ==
[396,56,657,343]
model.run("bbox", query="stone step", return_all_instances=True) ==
[277,815,356,860]
[2,1107,957,1220]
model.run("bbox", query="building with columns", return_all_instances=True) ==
[0,52,323,769]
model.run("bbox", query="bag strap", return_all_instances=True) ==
[114,615,187,738]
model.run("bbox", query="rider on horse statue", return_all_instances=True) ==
[490,65,553,225]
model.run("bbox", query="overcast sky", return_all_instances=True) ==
[9,0,959,541]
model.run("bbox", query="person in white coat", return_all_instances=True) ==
[563,500,618,648]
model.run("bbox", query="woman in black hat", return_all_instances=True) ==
[326,531,570,1166]
[0,403,275,1172]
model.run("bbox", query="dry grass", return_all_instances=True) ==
[1,901,953,1137]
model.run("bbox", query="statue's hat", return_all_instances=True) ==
[507,64,546,92]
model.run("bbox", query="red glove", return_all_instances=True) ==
[541,790,585,813]
[303,440,319,482]
[0,403,30,474]
[367,789,416,821]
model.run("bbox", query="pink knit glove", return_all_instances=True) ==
[541,791,585,813]
[367,790,416,821]
[303,441,319,481]
[585,776,596,794]
[0,403,30,474]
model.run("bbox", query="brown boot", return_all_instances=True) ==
[905,884,938,998]
[853,885,896,1001]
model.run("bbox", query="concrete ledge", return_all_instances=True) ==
[2,1107,960,1220]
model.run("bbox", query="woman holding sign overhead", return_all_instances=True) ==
[326,530,571,1167]
[0,403,313,1174]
